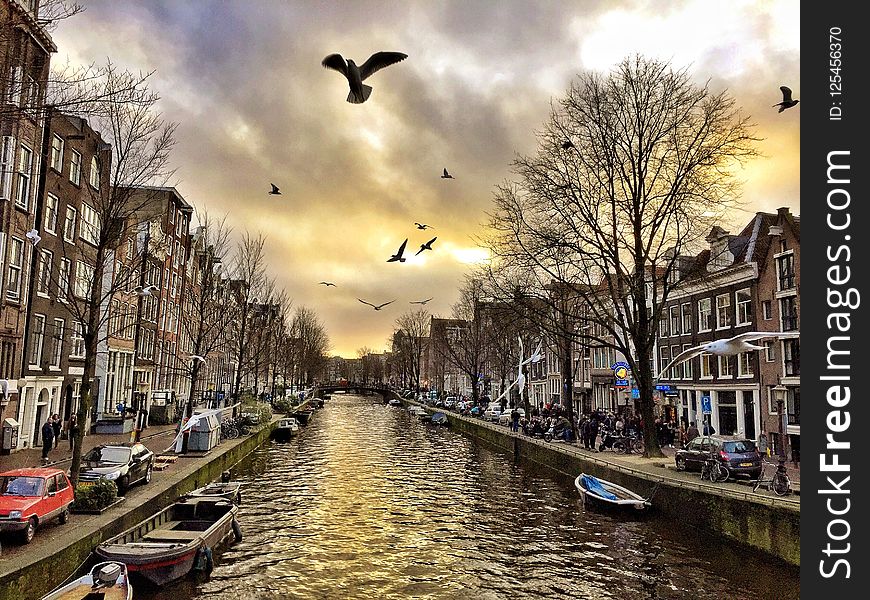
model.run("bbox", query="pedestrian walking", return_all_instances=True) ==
[686,421,700,443]
[510,407,520,432]
[51,414,61,449]
[41,418,55,463]
[67,414,80,451]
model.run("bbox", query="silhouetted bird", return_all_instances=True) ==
[358,298,396,311]
[441,168,454,179]
[415,237,437,256]
[387,239,408,263]
[561,140,575,150]
[191,355,207,364]
[25,229,41,246]
[773,86,799,112]
[410,298,433,305]
[414,222,434,230]
[269,183,281,195]
[319,281,336,287]
[321,51,408,104]
[132,284,159,297]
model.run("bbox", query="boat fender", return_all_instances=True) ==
[236,491,242,506]
[194,546,214,572]
[232,518,243,543]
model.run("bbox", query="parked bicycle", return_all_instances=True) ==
[700,452,730,482]
[220,418,240,440]
[752,458,791,496]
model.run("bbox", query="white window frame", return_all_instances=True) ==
[718,354,733,378]
[51,318,65,368]
[681,303,691,335]
[762,299,772,321]
[698,298,712,332]
[69,149,81,185]
[737,351,754,378]
[15,144,33,210]
[58,258,71,301]
[80,203,99,245]
[682,344,693,379]
[715,293,731,329]
[44,193,59,234]
[50,134,64,172]
[74,261,95,298]
[29,314,45,367]
[70,321,85,358]
[671,345,682,379]
[669,306,680,337]
[0,135,15,200]
[700,353,713,379]
[36,249,52,296]
[64,206,77,242]
[735,288,751,326]
[6,237,24,301]
[764,340,776,362]
[89,156,100,189]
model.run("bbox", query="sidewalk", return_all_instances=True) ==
[0,424,178,472]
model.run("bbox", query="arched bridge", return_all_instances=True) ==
[311,384,402,402]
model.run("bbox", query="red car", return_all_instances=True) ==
[0,468,75,543]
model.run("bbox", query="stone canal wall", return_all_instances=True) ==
[431,406,800,566]
[0,420,278,600]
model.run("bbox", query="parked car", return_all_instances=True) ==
[483,403,503,422]
[78,443,155,495]
[498,407,526,426]
[443,396,458,410]
[0,468,75,543]
[674,435,762,479]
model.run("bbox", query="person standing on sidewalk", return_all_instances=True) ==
[51,414,61,449]
[67,414,80,452]
[510,407,520,432]
[41,419,55,463]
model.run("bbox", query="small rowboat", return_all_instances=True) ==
[429,412,449,426]
[273,417,300,441]
[41,561,132,600]
[574,473,651,511]
[184,481,242,505]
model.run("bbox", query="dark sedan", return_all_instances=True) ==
[78,443,154,494]
[675,435,762,479]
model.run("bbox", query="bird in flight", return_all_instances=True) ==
[191,355,207,364]
[321,51,408,104]
[773,86,799,112]
[415,237,437,256]
[269,183,281,195]
[387,239,408,263]
[441,168,454,179]
[358,298,396,311]
[132,284,159,297]
[414,222,434,230]
[410,298,433,305]
[319,281,336,287]
[25,229,41,246]
[561,140,575,150]
[658,331,799,380]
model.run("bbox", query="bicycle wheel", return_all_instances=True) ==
[752,475,764,492]
[772,473,791,496]
[716,464,730,482]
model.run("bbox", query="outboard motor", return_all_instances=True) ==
[95,562,123,587]
[221,470,231,483]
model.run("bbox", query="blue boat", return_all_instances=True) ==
[574,474,650,511]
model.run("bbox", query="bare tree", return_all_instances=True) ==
[227,232,268,402]
[393,309,429,392]
[484,56,759,457]
[290,306,330,386]
[436,275,489,405]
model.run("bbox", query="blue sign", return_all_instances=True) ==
[611,361,631,387]
[631,388,640,399]
[701,395,712,414]
[655,384,676,392]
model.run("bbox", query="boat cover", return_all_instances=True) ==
[581,475,618,501]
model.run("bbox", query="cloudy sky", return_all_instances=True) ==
[52,0,800,357]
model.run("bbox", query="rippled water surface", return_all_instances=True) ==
[140,394,799,600]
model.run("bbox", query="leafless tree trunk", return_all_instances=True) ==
[394,309,429,392]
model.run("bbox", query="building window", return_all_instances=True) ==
[698,298,712,332]
[15,144,33,209]
[762,300,772,320]
[80,203,99,245]
[737,352,753,377]
[780,296,798,331]
[715,293,731,329]
[659,315,669,338]
[44,194,59,233]
[37,249,52,296]
[764,340,775,362]
[670,306,680,336]
[681,303,691,335]
[89,156,100,189]
[671,345,682,379]
[783,339,800,376]
[74,261,95,298]
[64,206,77,242]
[659,346,670,379]
[777,253,795,291]
[126,239,134,260]
[69,150,81,185]
[735,288,751,326]
[0,136,15,199]
[70,322,85,358]
[682,344,693,379]
[58,258,71,301]
[51,319,64,367]
[50,134,64,172]
[718,355,733,377]
[29,314,45,366]
[6,238,24,300]
[700,353,712,378]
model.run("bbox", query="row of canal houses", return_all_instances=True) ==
[0,0,238,450]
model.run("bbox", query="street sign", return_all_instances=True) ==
[611,361,631,387]
[655,384,676,391]
[631,388,640,399]
[701,395,712,414]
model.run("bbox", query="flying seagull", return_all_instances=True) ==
[415,236,437,256]
[387,238,408,263]
[321,51,408,104]
[658,331,800,380]
[358,298,396,311]
[410,298,433,305]
[191,355,207,364]
[319,281,336,287]
[561,140,575,150]
[25,229,41,246]
[773,86,799,112]
[414,222,434,230]
[440,168,454,179]
[132,284,159,297]
[269,183,281,195]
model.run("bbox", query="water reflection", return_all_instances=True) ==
[138,394,799,600]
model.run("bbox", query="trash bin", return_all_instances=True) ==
[188,412,220,452]
[1,418,19,455]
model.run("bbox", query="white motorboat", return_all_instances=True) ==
[574,473,651,511]
[41,561,132,600]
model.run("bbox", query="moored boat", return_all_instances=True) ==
[95,497,240,586]
[429,411,449,426]
[273,417,300,441]
[183,481,242,505]
[41,561,132,600]
[574,473,651,511]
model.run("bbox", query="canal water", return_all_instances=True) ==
[140,393,799,600]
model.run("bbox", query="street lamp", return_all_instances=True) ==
[772,383,789,473]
